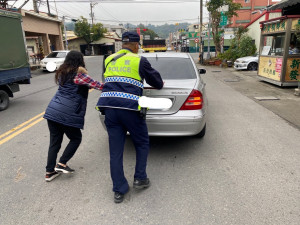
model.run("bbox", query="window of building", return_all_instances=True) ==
[261,32,300,56]
[261,34,285,56]
[289,33,300,55]
[245,0,250,3]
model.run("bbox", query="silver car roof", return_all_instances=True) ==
[140,52,190,59]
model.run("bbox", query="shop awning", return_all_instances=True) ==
[268,0,300,10]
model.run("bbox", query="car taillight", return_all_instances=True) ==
[180,89,203,110]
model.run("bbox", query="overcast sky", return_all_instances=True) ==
[12,0,209,25]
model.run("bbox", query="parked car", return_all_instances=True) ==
[234,55,258,71]
[99,52,208,137]
[40,50,70,71]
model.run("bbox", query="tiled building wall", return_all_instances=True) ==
[229,0,280,27]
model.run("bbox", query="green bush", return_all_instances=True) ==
[219,34,256,61]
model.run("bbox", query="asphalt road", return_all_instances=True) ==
[0,55,300,225]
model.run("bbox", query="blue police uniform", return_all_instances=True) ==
[96,32,163,195]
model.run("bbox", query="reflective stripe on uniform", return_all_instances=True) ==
[105,77,144,89]
[100,91,139,101]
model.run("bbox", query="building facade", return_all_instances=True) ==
[229,0,281,27]
[245,11,282,51]
[67,32,122,55]
[21,10,64,58]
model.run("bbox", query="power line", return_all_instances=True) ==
[47,0,203,3]
[99,4,122,23]
[93,16,208,23]
[38,0,209,24]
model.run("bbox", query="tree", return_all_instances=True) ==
[74,16,107,52]
[207,0,241,55]
[219,27,256,62]
[235,26,248,41]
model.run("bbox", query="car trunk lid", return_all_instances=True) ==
[143,79,196,115]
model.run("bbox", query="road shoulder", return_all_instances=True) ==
[198,64,300,130]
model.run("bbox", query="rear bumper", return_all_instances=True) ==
[146,110,206,136]
[99,110,206,137]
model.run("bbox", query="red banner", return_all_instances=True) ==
[136,28,140,36]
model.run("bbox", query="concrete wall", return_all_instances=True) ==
[21,10,63,55]
[247,15,266,52]
[247,12,283,52]
[68,38,86,52]
[22,13,60,35]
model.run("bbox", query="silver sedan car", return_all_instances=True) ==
[100,52,208,138]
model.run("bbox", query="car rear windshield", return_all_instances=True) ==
[146,57,197,79]
[46,52,67,58]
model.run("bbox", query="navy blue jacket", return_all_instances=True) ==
[44,77,89,129]
[139,56,164,89]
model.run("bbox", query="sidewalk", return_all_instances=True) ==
[204,65,300,130]
[189,53,300,130]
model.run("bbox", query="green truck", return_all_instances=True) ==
[0,9,31,111]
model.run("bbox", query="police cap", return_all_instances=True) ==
[122,32,140,43]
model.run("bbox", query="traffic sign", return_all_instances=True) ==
[194,38,199,43]
[220,11,228,26]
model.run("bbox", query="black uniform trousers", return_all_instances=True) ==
[104,108,149,194]
[46,120,82,172]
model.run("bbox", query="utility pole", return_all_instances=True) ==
[207,13,211,60]
[54,0,58,17]
[33,0,39,13]
[90,2,97,25]
[197,16,200,53]
[63,16,68,50]
[46,0,51,15]
[199,0,203,64]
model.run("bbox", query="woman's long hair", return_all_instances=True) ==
[55,51,86,85]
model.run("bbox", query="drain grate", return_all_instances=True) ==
[224,79,240,82]
[254,96,280,101]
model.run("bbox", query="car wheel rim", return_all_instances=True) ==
[249,63,256,71]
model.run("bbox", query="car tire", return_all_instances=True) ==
[0,90,9,111]
[195,124,206,138]
[247,62,258,71]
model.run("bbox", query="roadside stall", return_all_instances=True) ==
[258,16,300,86]
[258,0,300,87]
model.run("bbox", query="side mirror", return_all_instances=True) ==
[198,68,206,74]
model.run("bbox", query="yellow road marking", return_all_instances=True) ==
[0,112,45,140]
[0,89,96,146]
[0,117,44,146]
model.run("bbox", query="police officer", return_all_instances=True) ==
[96,32,163,203]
